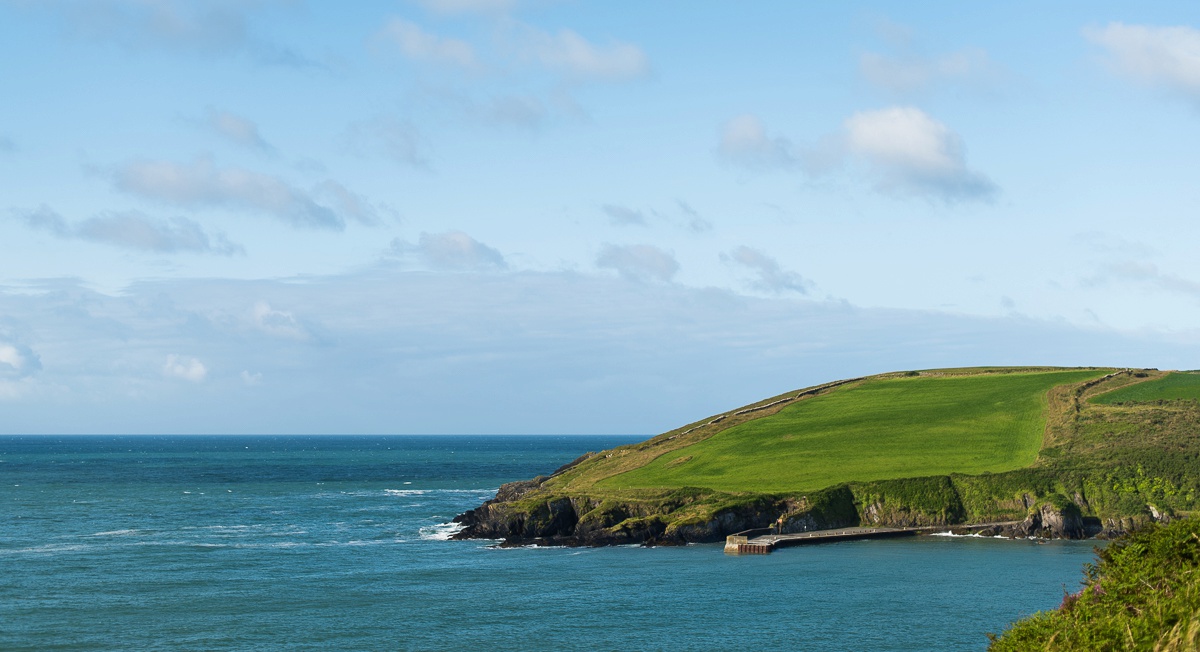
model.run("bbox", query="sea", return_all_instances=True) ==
[2,435,1100,651]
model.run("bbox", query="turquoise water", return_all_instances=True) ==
[2,435,1098,651]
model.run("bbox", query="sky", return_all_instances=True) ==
[4,0,1200,434]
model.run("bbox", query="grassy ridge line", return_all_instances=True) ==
[1090,371,1200,405]
[549,367,1105,498]
[546,376,877,495]
[598,369,1108,494]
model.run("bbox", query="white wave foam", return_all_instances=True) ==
[384,489,427,497]
[929,531,1006,539]
[90,529,142,537]
[0,543,90,555]
[419,522,465,541]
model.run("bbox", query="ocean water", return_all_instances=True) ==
[2,435,1099,651]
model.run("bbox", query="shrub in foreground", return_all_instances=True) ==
[989,516,1200,651]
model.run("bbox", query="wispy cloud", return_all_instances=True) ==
[1085,22,1200,104]
[113,156,345,229]
[722,246,812,295]
[717,114,797,170]
[390,231,508,271]
[205,108,272,151]
[602,204,646,226]
[676,200,712,233]
[345,116,429,168]
[859,18,1003,96]
[24,0,318,67]
[374,18,480,71]
[860,48,1001,95]
[18,205,243,255]
[1084,261,1200,299]
[414,0,516,16]
[511,23,649,82]
[596,243,678,282]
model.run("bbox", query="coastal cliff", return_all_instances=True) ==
[452,367,1200,547]
[452,473,1169,546]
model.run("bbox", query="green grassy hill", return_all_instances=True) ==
[455,366,1200,545]
[602,370,1103,493]
[1090,371,1200,405]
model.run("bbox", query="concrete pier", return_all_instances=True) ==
[724,527,916,554]
[724,522,1024,554]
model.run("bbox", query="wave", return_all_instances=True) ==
[90,529,144,537]
[418,522,465,541]
[338,488,494,499]
[929,531,1007,539]
[0,543,91,556]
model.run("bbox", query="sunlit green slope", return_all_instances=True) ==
[596,369,1107,493]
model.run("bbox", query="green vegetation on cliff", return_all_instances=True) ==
[602,370,1102,493]
[989,516,1200,651]
[456,366,1200,545]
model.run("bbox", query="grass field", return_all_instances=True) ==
[1090,372,1200,404]
[598,369,1107,493]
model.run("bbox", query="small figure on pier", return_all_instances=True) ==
[775,516,784,535]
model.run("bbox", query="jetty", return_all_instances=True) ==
[725,522,1022,554]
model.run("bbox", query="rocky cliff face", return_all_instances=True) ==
[452,481,793,546]
[452,474,1168,547]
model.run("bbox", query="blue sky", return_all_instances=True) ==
[4,0,1200,434]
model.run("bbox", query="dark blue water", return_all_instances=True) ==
[2,435,1097,651]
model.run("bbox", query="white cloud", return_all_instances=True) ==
[163,354,207,382]
[722,246,812,295]
[391,231,508,271]
[602,204,646,226]
[716,107,995,201]
[595,243,678,282]
[241,370,263,386]
[206,108,271,150]
[0,341,41,379]
[717,114,796,170]
[842,106,996,200]
[4,272,1198,434]
[1085,22,1200,102]
[860,48,999,94]
[375,18,479,70]
[113,156,345,229]
[515,25,649,81]
[19,205,243,255]
[252,301,312,341]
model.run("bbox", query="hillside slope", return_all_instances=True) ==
[453,367,1200,546]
